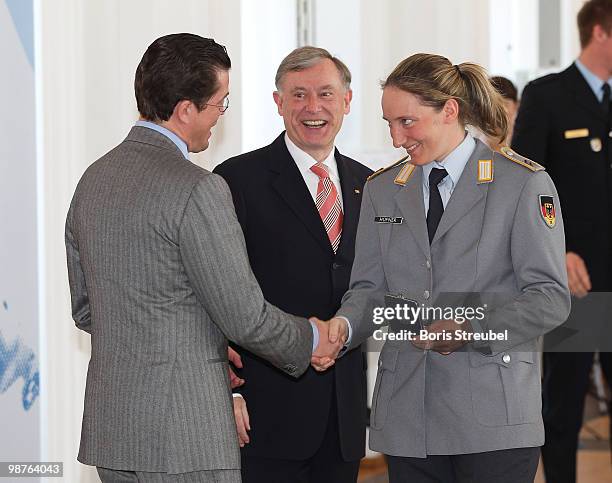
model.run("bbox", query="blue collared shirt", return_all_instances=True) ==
[575,59,612,103]
[135,120,189,159]
[422,133,476,216]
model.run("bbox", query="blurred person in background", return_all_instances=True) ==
[512,1,612,481]
[488,76,519,148]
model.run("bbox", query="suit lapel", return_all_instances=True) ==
[431,142,490,245]
[564,64,607,123]
[269,135,334,255]
[393,167,430,258]
[335,150,362,256]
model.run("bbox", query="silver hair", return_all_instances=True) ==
[275,46,351,90]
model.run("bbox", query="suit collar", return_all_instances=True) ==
[283,133,340,181]
[134,121,189,159]
[268,133,335,255]
[267,132,362,257]
[574,59,612,103]
[422,133,475,191]
[125,126,186,158]
[335,148,363,257]
[564,63,607,122]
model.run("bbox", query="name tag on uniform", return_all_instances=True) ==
[375,216,403,224]
[564,128,589,139]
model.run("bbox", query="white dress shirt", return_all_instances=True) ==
[284,133,344,210]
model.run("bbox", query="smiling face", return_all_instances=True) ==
[382,86,464,166]
[273,59,352,161]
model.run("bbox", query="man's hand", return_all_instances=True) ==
[233,395,250,447]
[310,317,347,372]
[411,319,470,355]
[566,252,591,298]
[228,346,245,389]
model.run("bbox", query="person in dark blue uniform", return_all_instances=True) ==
[512,1,612,481]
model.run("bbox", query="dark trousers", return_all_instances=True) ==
[240,400,360,483]
[386,447,540,483]
[542,351,612,483]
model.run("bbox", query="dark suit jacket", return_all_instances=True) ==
[214,133,372,461]
[512,63,612,290]
[65,127,312,473]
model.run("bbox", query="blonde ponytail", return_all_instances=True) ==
[382,54,508,144]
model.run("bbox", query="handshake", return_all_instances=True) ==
[310,317,349,372]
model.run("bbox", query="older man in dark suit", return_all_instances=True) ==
[214,47,371,483]
[512,1,612,481]
[66,34,339,483]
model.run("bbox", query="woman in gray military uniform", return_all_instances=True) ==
[329,54,570,482]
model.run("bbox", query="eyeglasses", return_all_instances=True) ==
[204,96,229,113]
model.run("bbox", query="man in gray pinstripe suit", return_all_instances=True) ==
[65,34,336,483]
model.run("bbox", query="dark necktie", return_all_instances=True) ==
[602,83,610,117]
[427,168,448,243]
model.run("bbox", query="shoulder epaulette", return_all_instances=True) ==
[367,154,411,182]
[497,146,544,172]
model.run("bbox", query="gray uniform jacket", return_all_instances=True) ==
[338,139,570,457]
[65,127,313,473]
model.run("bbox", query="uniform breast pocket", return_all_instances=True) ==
[560,134,597,161]
[469,350,541,426]
[370,348,399,430]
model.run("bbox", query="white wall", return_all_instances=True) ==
[240,0,297,153]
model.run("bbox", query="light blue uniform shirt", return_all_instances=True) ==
[135,120,189,159]
[575,59,612,103]
[422,133,476,215]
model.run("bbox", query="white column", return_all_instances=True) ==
[238,0,296,156]
[37,0,96,480]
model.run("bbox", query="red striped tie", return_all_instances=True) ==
[310,162,343,253]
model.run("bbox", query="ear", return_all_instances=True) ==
[343,89,353,115]
[442,98,460,124]
[273,91,284,116]
[593,24,609,43]
[172,99,194,124]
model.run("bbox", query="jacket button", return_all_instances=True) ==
[426,260,431,269]
[423,290,430,299]
[332,262,341,270]
[502,354,511,364]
